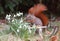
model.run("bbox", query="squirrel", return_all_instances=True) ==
[27,4,49,26]
[26,4,59,37]
[26,4,49,35]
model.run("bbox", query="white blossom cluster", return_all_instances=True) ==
[5,14,11,22]
[5,12,36,36]
[5,12,23,22]
[14,12,23,17]
[16,22,36,33]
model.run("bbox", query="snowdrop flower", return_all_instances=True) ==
[17,12,23,16]
[5,14,9,19]
[17,29,19,32]
[24,25,27,27]
[19,18,23,23]
[16,12,23,16]
[5,14,11,21]
[19,12,23,16]
[16,13,20,16]
[19,25,22,28]
[20,20,23,23]
[9,14,11,17]
[14,15,16,17]
[32,24,36,28]
[12,19,14,22]
[28,27,31,33]
[29,30,31,33]
[24,23,30,25]
[7,18,10,20]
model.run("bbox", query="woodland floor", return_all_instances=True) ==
[0,20,60,41]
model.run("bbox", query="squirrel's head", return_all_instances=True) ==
[25,14,35,23]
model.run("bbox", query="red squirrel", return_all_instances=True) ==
[26,4,49,26]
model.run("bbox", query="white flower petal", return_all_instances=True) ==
[19,26,22,28]
[17,29,19,32]
[29,29,31,33]
[9,14,11,17]
[14,15,16,17]
[12,19,14,22]
[5,15,9,19]
[28,27,31,33]
[7,18,10,20]
[19,12,23,15]
[19,18,23,23]
[24,25,26,27]
[16,13,20,16]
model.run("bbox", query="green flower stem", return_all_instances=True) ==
[10,26,18,37]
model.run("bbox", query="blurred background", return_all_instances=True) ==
[0,0,60,19]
